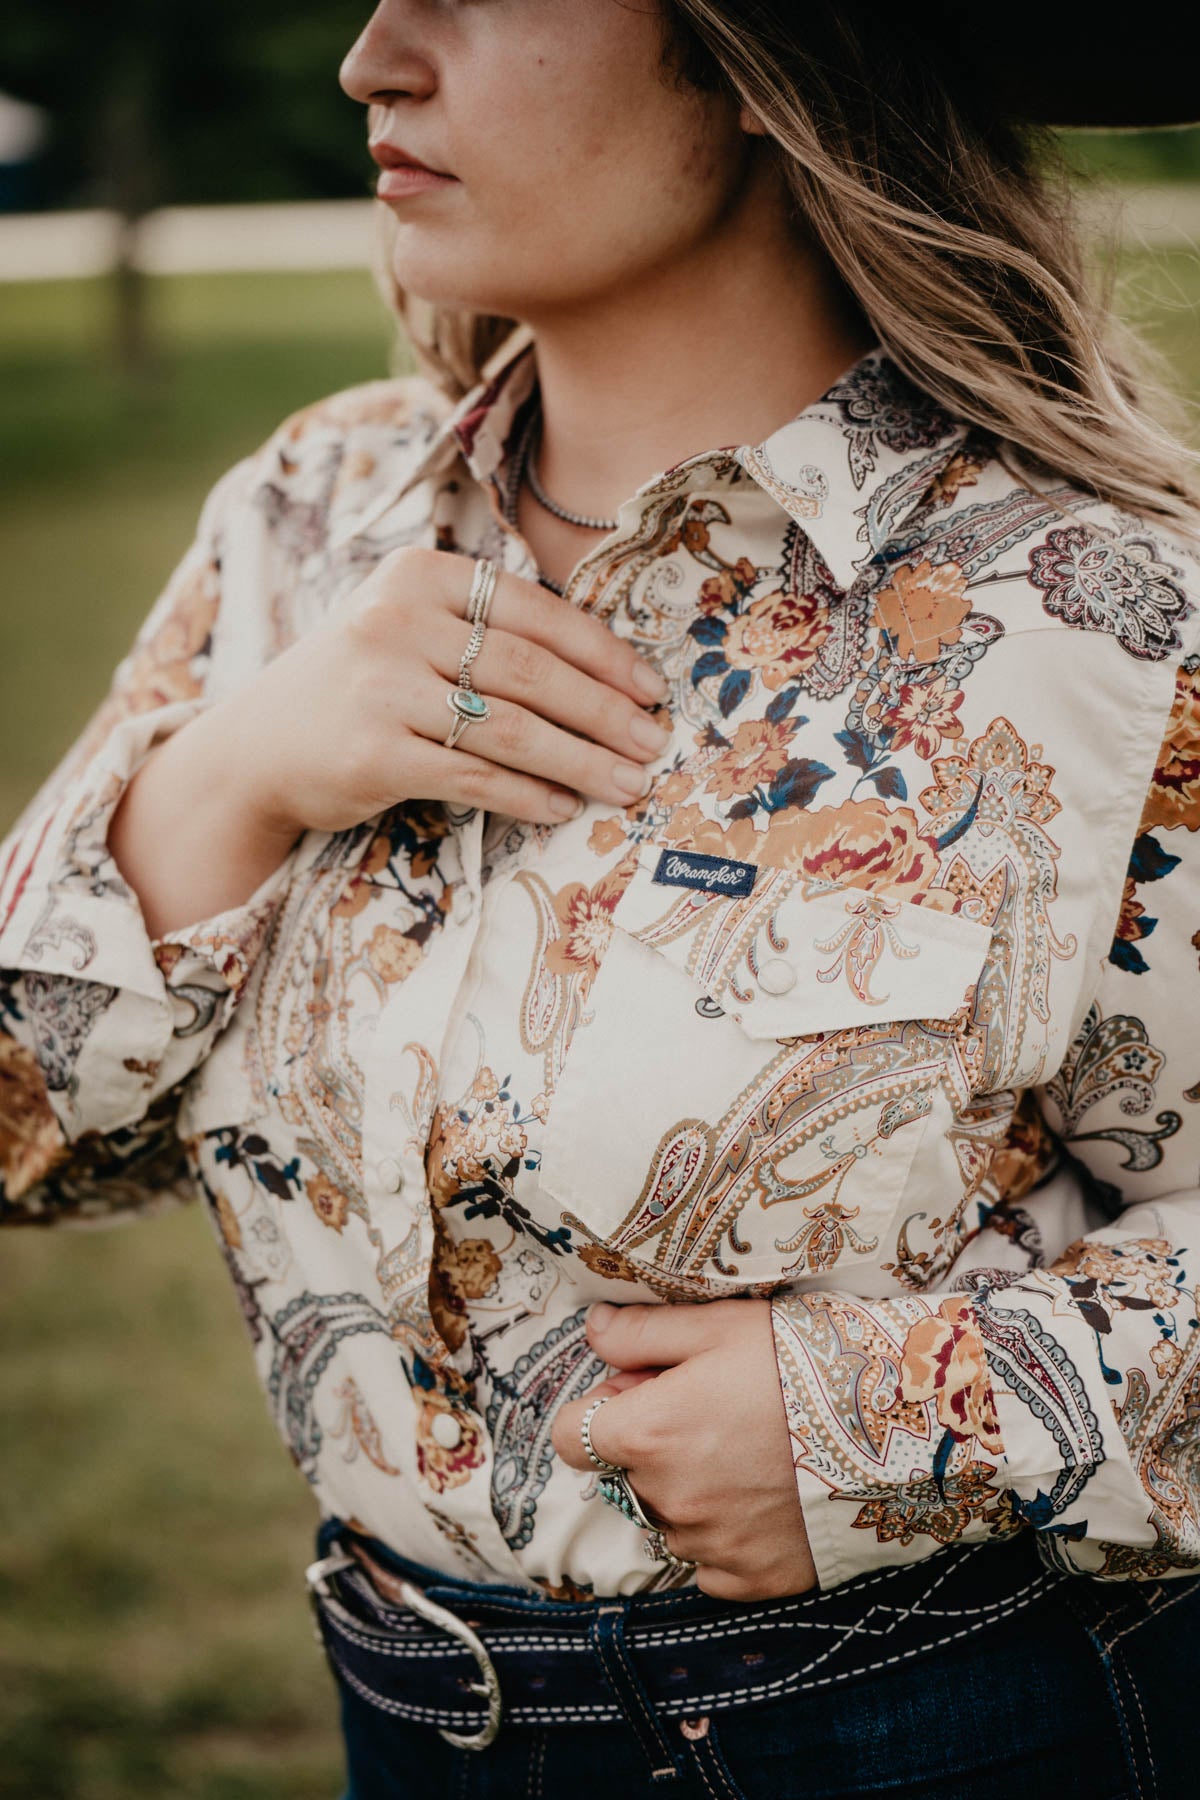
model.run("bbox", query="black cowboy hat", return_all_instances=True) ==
[921,3,1199,128]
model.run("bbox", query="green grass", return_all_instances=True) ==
[0,268,404,1800]
[1,252,1199,1798]
[0,268,403,826]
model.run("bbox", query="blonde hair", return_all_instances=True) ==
[371,0,1200,552]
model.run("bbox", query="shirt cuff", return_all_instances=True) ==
[0,699,297,1138]
[770,1288,1021,1590]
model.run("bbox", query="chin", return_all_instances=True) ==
[380,219,555,318]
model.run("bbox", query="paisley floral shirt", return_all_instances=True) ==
[3,328,1200,1600]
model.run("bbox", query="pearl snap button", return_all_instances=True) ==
[431,1412,463,1450]
[375,1156,405,1193]
[451,885,475,925]
[759,957,797,996]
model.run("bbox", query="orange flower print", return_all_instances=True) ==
[1050,1236,1181,1311]
[773,798,942,896]
[885,674,965,759]
[366,922,422,985]
[471,1068,501,1104]
[721,586,831,690]
[874,558,971,663]
[544,868,629,982]
[306,1170,352,1232]
[577,1242,642,1282]
[587,815,629,857]
[1140,661,1200,833]
[925,450,984,509]
[660,804,761,868]
[853,1461,1008,1547]
[441,1234,504,1303]
[898,1295,1004,1455]
[415,1389,485,1494]
[703,718,798,802]
[0,1032,69,1201]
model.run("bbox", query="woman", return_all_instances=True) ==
[3,1,1199,1794]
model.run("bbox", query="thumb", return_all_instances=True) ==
[585,1299,718,1370]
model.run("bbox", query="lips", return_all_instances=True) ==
[368,141,456,178]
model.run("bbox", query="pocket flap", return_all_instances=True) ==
[610,838,992,1039]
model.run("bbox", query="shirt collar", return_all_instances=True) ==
[384,325,973,593]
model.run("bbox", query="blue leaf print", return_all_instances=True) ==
[718,669,753,716]
[691,650,729,685]
[870,764,908,801]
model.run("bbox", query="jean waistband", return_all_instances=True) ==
[308,1517,1064,1770]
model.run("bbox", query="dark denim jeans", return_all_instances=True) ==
[330,1542,1199,1800]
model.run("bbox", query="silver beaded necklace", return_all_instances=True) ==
[504,392,619,597]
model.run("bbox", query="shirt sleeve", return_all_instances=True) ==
[771,654,1200,1589]
[0,448,300,1227]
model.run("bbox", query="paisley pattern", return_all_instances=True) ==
[3,336,1200,1595]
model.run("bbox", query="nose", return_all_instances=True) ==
[339,3,436,107]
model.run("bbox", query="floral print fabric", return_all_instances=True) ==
[3,330,1200,1597]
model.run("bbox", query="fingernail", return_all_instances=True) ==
[588,1302,617,1332]
[548,791,584,819]
[632,660,669,701]
[629,711,670,752]
[613,761,654,800]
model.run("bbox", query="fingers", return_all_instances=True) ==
[552,1383,633,1472]
[407,665,657,811]
[430,609,672,768]
[584,1299,725,1370]
[383,733,585,827]
[430,553,670,712]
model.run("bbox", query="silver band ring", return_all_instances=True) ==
[467,556,499,626]
[579,1395,625,1477]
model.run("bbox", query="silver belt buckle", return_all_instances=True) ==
[305,1548,503,1751]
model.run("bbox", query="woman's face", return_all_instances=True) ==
[338,0,767,319]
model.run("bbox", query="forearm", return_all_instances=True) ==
[107,699,300,939]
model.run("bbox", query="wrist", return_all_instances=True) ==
[197,696,302,853]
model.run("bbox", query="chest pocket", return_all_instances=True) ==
[536,839,992,1290]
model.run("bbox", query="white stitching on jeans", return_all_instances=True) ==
[1121,1665,1156,1800]
[1105,1664,1147,1800]
[1106,1579,1196,1651]
[592,1612,677,1778]
[688,1734,725,1800]
[526,1728,546,1800]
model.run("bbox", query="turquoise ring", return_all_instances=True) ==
[596,1469,654,1531]
[444,684,492,749]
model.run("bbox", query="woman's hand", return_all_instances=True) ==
[217,545,672,840]
[552,1298,818,1601]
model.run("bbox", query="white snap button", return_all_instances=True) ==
[431,1412,463,1450]
[375,1156,405,1193]
[759,958,797,996]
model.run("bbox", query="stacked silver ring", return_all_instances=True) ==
[444,557,500,749]
[579,1396,696,1576]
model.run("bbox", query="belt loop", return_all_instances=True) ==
[589,1602,682,1783]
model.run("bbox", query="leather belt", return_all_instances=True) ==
[307,1518,1063,1774]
